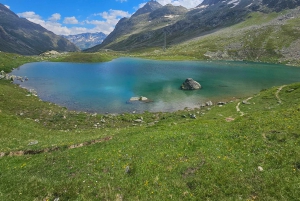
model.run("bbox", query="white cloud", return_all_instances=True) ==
[137,3,146,9]
[18,11,74,35]
[17,9,131,36]
[18,11,42,21]
[63,16,79,24]
[49,13,61,21]
[89,9,131,34]
[116,0,127,2]
[4,5,10,9]
[157,0,203,8]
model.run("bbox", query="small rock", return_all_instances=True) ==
[258,166,263,172]
[125,166,130,174]
[217,102,226,105]
[139,96,148,101]
[190,114,197,119]
[206,101,213,106]
[28,141,39,146]
[134,119,143,123]
[116,194,123,201]
[242,100,251,105]
[129,97,139,101]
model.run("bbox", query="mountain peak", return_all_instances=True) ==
[64,32,107,50]
[132,0,163,17]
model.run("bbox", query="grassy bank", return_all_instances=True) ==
[48,51,123,63]
[0,52,39,73]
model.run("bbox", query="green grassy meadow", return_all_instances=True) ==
[1,50,300,200]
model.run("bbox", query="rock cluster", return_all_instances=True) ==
[0,70,26,81]
[128,96,152,103]
[181,78,201,90]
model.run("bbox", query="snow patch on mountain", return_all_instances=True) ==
[64,32,107,50]
[228,0,240,8]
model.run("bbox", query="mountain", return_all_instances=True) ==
[86,2,188,51]
[63,32,107,50]
[132,0,163,17]
[262,0,300,11]
[86,0,300,53]
[0,3,79,55]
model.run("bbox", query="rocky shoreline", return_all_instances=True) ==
[1,70,38,96]
[0,70,28,82]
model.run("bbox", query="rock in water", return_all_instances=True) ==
[181,78,201,90]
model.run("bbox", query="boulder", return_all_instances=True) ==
[181,78,201,90]
[217,102,226,105]
[128,96,152,103]
[206,101,213,106]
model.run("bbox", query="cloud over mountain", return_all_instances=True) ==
[157,0,204,8]
[17,8,131,35]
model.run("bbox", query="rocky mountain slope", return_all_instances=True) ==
[87,0,300,59]
[0,3,79,55]
[87,2,188,51]
[63,32,107,50]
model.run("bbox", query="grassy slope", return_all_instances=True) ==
[0,52,39,73]
[131,11,300,66]
[48,52,122,63]
[1,73,300,200]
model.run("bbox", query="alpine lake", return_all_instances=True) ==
[11,57,300,114]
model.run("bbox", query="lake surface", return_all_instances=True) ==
[11,58,300,113]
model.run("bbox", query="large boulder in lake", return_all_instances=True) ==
[181,78,201,90]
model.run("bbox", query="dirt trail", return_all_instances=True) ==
[236,97,253,116]
[275,85,287,104]
[0,136,112,158]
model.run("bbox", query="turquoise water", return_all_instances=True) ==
[11,58,300,113]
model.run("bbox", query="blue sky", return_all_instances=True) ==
[2,0,203,35]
